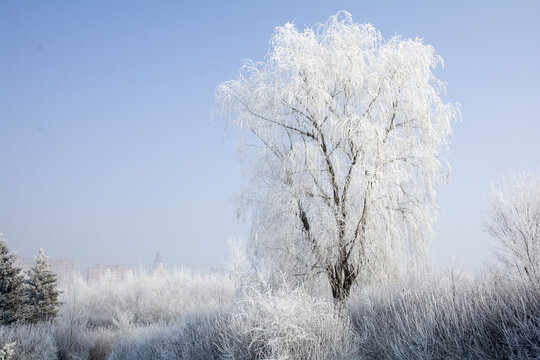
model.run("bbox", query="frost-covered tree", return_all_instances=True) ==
[0,235,26,325]
[216,12,459,302]
[25,249,59,323]
[487,171,540,282]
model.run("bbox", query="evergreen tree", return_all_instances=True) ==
[25,248,59,323]
[0,235,26,325]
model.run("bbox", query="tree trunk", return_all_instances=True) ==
[328,262,356,305]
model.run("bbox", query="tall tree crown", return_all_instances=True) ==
[216,12,459,299]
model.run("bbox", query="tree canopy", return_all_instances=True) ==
[216,12,459,301]
[487,171,540,282]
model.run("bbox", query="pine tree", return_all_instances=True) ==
[25,249,59,323]
[0,235,26,325]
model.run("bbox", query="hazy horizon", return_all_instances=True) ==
[1,0,539,272]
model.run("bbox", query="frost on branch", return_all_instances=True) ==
[216,11,459,301]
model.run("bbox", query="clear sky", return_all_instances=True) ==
[1,0,539,272]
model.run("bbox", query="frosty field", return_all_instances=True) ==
[1,266,539,359]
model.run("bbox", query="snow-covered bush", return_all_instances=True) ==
[55,275,93,360]
[53,269,235,359]
[58,268,235,329]
[0,324,57,360]
[0,343,15,360]
[220,285,356,360]
[106,326,165,360]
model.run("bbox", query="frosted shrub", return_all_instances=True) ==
[86,328,121,360]
[0,343,15,360]
[58,268,235,329]
[106,325,165,360]
[220,285,356,360]
[55,275,91,360]
[54,269,235,359]
[0,324,57,360]
[487,171,540,282]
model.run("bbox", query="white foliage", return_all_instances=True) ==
[0,324,57,360]
[0,343,15,360]
[487,170,540,281]
[216,11,459,297]
[54,274,91,359]
[59,268,235,328]
[220,285,356,360]
[53,269,236,359]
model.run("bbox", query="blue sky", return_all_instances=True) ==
[1,0,539,272]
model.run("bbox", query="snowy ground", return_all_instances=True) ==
[1,266,539,360]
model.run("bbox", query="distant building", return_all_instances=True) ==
[152,252,165,273]
[15,257,78,285]
[86,264,132,284]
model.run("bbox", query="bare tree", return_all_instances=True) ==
[487,171,540,282]
[216,12,459,302]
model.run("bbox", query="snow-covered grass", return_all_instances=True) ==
[55,268,234,359]
[349,269,540,360]
[108,314,222,360]
[62,268,235,328]
[0,323,57,360]
[2,266,539,359]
